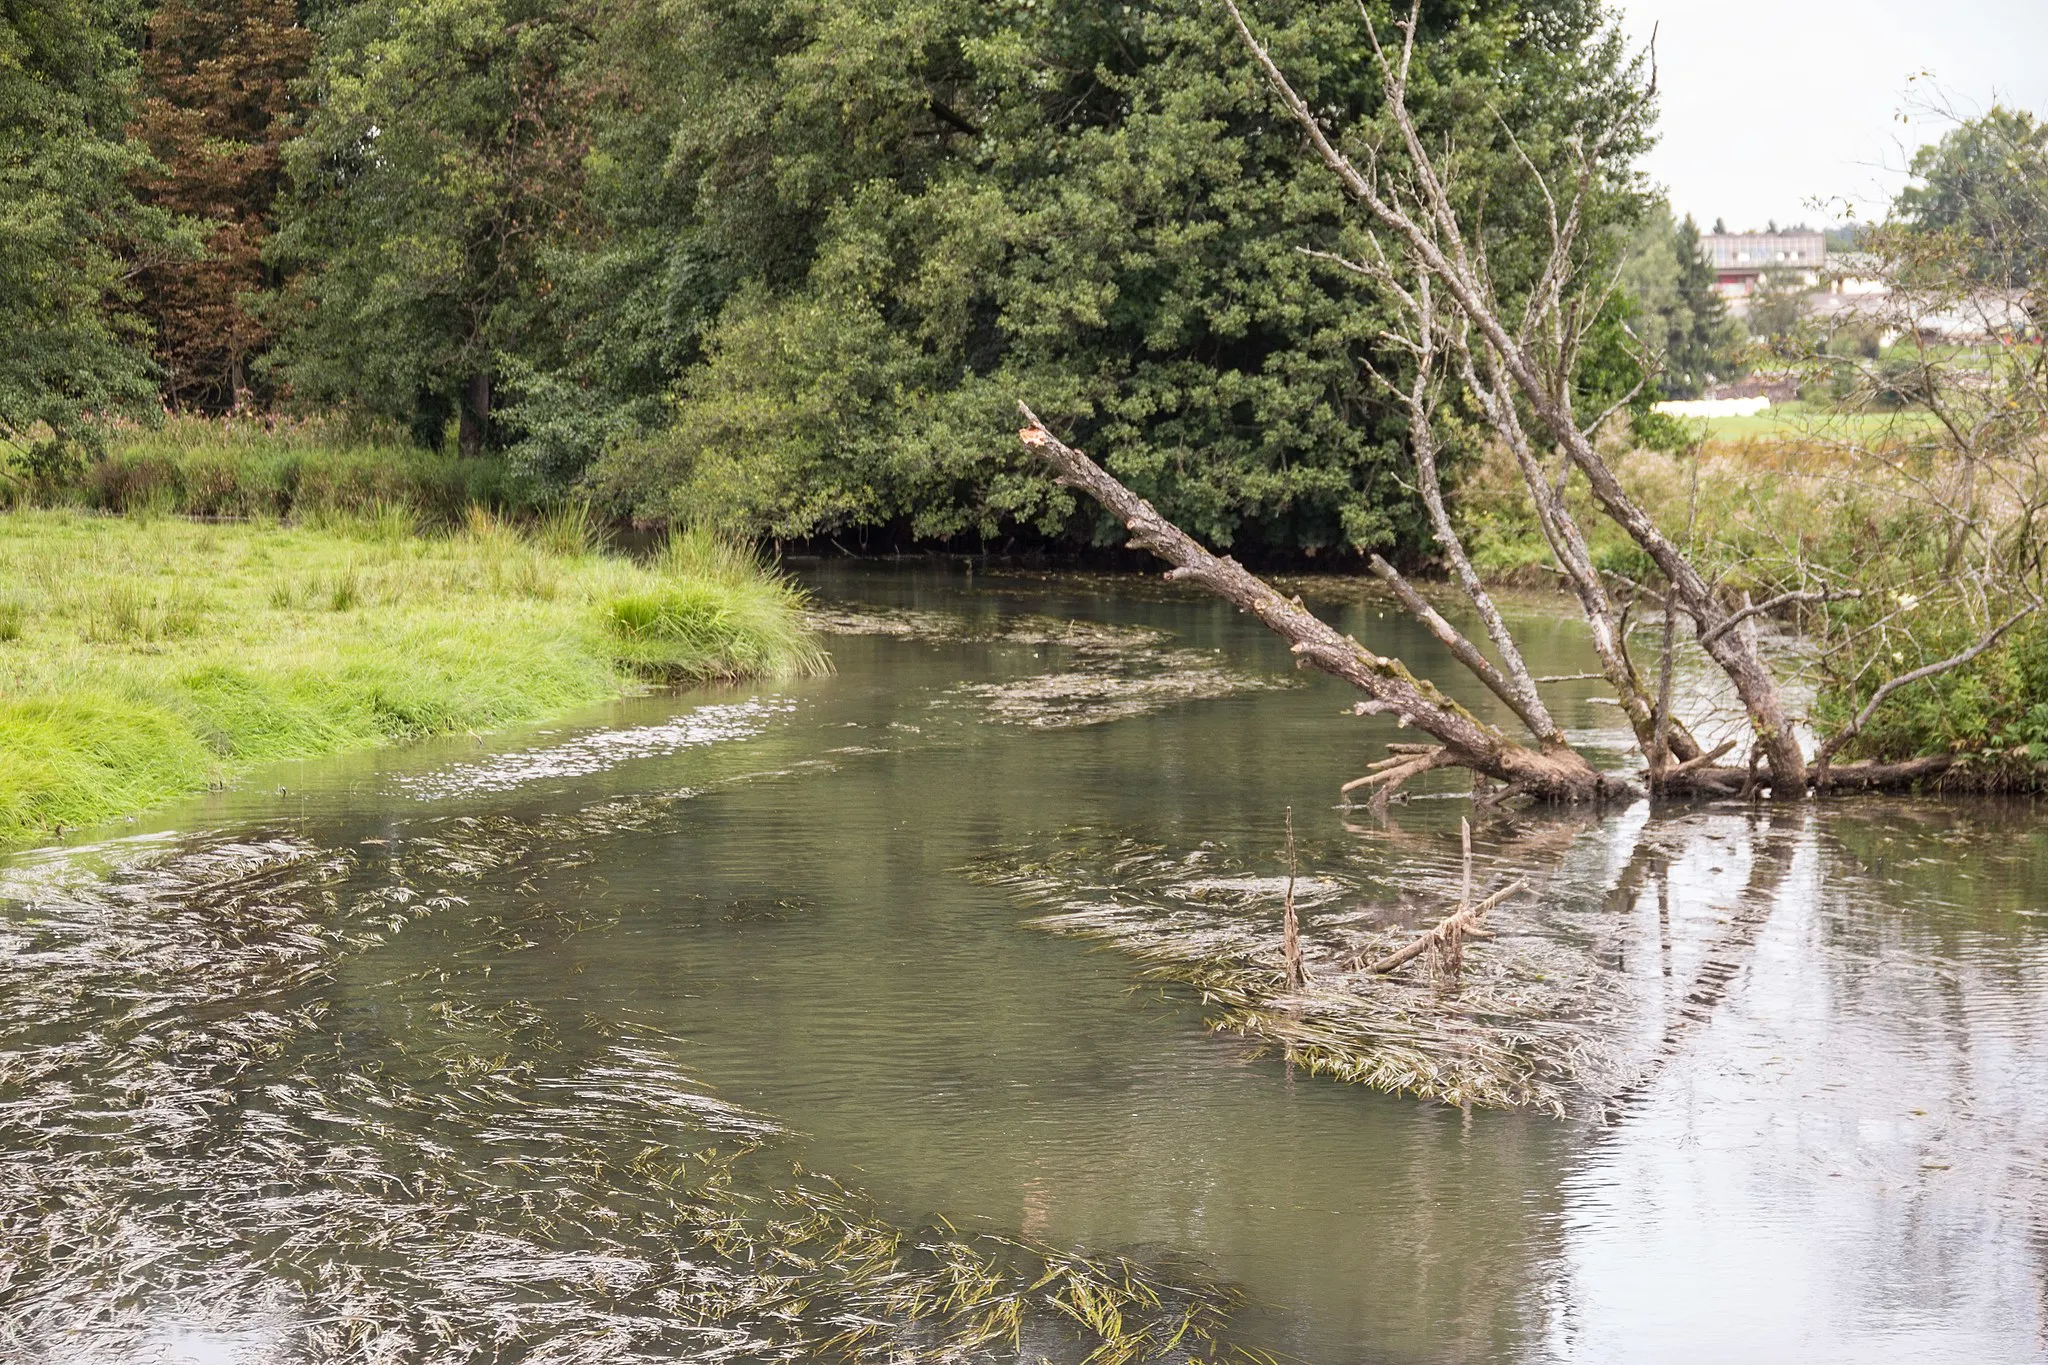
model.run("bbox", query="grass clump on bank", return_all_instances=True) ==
[0,509,827,844]
[603,529,828,681]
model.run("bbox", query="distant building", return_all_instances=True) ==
[1701,230,1826,298]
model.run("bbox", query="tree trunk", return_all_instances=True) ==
[458,371,492,459]
[1018,407,1631,803]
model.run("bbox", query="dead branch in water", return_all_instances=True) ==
[1017,409,1630,803]
[1351,818,1531,978]
[1220,0,1807,791]
[1281,807,1305,990]
[1358,820,1529,978]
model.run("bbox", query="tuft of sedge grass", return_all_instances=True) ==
[603,527,831,682]
[532,500,608,558]
[0,507,829,845]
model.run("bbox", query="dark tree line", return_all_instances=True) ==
[4,0,1669,557]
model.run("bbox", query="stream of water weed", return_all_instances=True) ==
[3,563,2045,1363]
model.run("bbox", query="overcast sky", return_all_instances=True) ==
[1615,0,2048,232]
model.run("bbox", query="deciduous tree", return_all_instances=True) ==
[1896,105,2048,293]
[1019,0,2041,801]
[576,0,1649,559]
[270,0,593,454]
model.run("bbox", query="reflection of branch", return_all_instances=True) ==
[1603,818,1799,1116]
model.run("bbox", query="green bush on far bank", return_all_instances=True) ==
[1454,435,2048,779]
[0,507,828,845]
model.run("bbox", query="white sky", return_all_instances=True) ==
[1615,0,2048,231]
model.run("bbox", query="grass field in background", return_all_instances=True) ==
[1690,404,1946,443]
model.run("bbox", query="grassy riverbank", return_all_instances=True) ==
[0,507,827,845]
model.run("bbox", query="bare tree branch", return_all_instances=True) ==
[1223,0,1805,791]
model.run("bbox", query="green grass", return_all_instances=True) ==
[0,508,828,845]
[1690,403,1945,442]
[3,413,526,520]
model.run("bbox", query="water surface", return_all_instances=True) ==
[3,563,2044,1362]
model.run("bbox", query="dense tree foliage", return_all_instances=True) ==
[128,0,311,410]
[268,0,595,454]
[1,0,176,467]
[1896,106,2048,291]
[567,0,1650,555]
[6,0,1663,555]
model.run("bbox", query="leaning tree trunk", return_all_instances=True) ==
[1018,408,1630,804]
[1220,0,1810,798]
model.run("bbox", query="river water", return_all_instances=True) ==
[2,564,2044,1363]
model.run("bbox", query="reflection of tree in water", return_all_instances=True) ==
[1544,803,2048,1355]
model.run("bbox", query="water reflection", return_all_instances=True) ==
[1,563,2042,1362]
[1543,805,2048,1363]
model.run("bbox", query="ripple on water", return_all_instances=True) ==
[0,814,1260,1363]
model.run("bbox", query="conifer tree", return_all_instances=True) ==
[1622,204,1741,398]
[1666,215,1740,394]
[129,0,312,410]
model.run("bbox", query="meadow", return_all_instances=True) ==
[0,495,827,844]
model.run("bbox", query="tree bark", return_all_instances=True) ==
[1018,406,1631,803]
[458,371,492,459]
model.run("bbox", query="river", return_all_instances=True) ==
[2,564,2044,1363]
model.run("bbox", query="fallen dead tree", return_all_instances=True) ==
[1020,411,1629,803]
[1013,0,2041,803]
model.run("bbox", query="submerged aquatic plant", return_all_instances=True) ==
[0,805,1266,1363]
[808,605,1284,728]
[972,829,1638,1117]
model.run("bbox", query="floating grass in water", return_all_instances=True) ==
[0,807,1267,1363]
[970,828,1657,1117]
[809,606,1284,729]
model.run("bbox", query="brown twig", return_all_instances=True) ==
[1281,807,1305,991]
[1359,820,1529,977]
